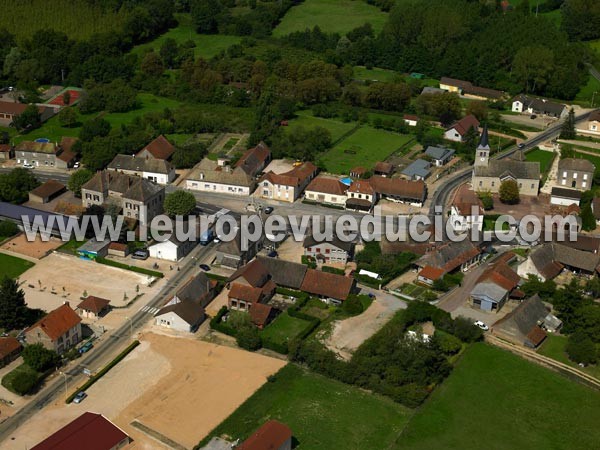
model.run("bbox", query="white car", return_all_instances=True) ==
[474,320,489,331]
[22,163,34,169]
[73,162,80,169]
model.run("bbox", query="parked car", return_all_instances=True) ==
[530,114,537,119]
[132,249,149,260]
[78,342,93,354]
[73,162,80,169]
[213,237,221,244]
[264,206,274,214]
[199,264,211,271]
[474,320,489,331]
[22,163,34,169]
[267,250,278,257]
[73,392,87,404]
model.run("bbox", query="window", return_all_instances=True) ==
[491,182,495,187]
[519,183,522,188]
[325,248,330,254]
[479,181,482,187]
[561,179,566,185]
[583,181,587,188]
[572,180,576,188]
[573,172,578,179]
[584,174,589,180]
[531,184,534,189]
[563,171,567,178]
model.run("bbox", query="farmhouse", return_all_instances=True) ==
[25,303,82,354]
[511,94,567,118]
[518,242,600,281]
[577,109,600,136]
[215,231,263,269]
[425,146,455,166]
[76,296,111,319]
[28,180,66,204]
[557,158,595,190]
[0,337,22,368]
[370,176,427,206]
[228,259,277,311]
[15,141,75,169]
[107,154,176,184]
[300,269,356,305]
[304,176,348,207]
[345,179,376,212]
[0,101,55,127]
[303,235,355,264]
[444,115,480,142]
[255,256,308,290]
[416,240,484,285]
[238,420,292,450]
[136,134,176,160]
[31,412,130,450]
[258,162,318,203]
[472,126,540,196]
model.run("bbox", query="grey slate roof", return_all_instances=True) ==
[551,187,582,200]
[401,159,431,178]
[255,256,308,290]
[421,87,445,95]
[188,158,254,187]
[513,95,566,116]
[558,158,595,173]
[155,299,204,326]
[108,154,173,174]
[175,272,213,303]
[470,281,507,304]
[123,178,163,202]
[473,159,540,180]
[303,235,355,253]
[493,295,551,342]
[425,146,455,161]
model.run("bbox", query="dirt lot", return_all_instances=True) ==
[275,237,304,263]
[1,234,63,259]
[19,253,157,312]
[4,333,286,450]
[263,159,295,174]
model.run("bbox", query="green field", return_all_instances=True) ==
[395,343,600,450]
[198,364,412,450]
[260,312,313,346]
[287,110,356,142]
[525,148,555,173]
[0,0,129,40]
[538,334,600,380]
[273,0,388,37]
[321,126,414,173]
[0,253,34,279]
[132,13,242,59]
[575,75,600,107]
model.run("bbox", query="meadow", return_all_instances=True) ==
[132,13,242,59]
[525,148,555,173]
[197,364,412,450]
[0,253,35,279]
[394,343,600,450]
[287,110,357,142]
[353,66,401,83]
[321,126,414,173]
[575,75,600,107]
[0,0,129,40]
[538,335,600,380]
[273,0,388,37]
[260,312,314,348]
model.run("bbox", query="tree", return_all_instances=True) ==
[0,276,29,330]
[499,179,520,204]
[0,220,18,237]
[62,90,71,106]
[466,101,488,121]
[190,0,223,33]
[67,169,93,198]
[21,344,59,372]
[478,192,494,210]
[12,104,41,131]
[343,296,364,315]
[163,190,196,217]
[580,203,596,231]
[0,168,39,204]
[236,326,262,351]
[79,118,111,142]
[561,0,600,41]
[159,38,179,68]
[566,331,598,365]
[140,51,165,77]
[560,108,576,140]
[57,107,78,127]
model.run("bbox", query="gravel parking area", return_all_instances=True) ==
[1,234,63,259]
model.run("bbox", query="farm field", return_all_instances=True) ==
[287,110,356,142]
[260,312,313,347]
[538,335,600,380]
[394,343,600,450]
[198,364,412,450]
[0,0,129,40]
[321,126,413,173]
[132,13,242,59]
[525,148,555,173]
[0,253,34,279]
[273,0,388,37]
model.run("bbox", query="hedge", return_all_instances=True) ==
[95,257,163,278]
[66,340,140,403]
[322,266,345,275]
[210,306,237,337]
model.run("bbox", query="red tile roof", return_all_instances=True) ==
[235,141,271,175]
[77,296,110,314]
[526,325,547,347]
[403,114,419,121]
[0,101,28,115]
[249,303,273,328]
[419,265,445,281]
[0,144,11,153]
[260,162,317,187]
[108,242,128,252]
[305,177,348,196]
[26,304,81,341]
[348,180,375,195]
[477,262,520,292]
[31,412,129,450]
[448,115,480,136]
[0,337,21,359]
[300,269,355,301]
[369,176,426,201]
[137,135,175,160]
[238,420,292,450]
[374,161,394,174]
[228,259,270,288]
[229,283,263,304]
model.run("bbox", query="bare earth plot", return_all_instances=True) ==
[1,234,63,259]
[18,253,154,312]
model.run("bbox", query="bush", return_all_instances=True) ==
[1,364,41,395]
[0,220,18,238]
[301,255,317,269]
[566,332,598,365]
[21,344,59,372]
[343,296,364,315]
[433,331,463,355]
[322,266,345,275]
[236,327,262,351]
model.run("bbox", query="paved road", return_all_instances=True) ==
[0,242,214,444]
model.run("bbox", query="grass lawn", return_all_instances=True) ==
[199,364,412,449]
[273,0,388,37]
[538,334,600,380]
[353,66,400,83]
[575,75,600,107]
[132,13,241,59]
[287,110,357,142]
[525,148,555,173]
[260,312,313,346]
[1,363,43,395]
[321,126,413,174]
[395,343,600,450]
[590,39,600,55]
[0,253,34,279]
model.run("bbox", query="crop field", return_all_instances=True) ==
[321,126,414,174]
[0,0,129,40]
[132,13,241,59]
[287,110,356,142]
[0,253,34,279]
[394,343,600,450]
[525,148,555,173]
[198,364,412,450]
[273,0,388,37]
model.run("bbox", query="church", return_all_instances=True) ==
[472,126,540,196]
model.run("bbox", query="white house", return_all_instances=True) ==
[511,95,568,118]
[107,154,176,184]
[444,115,480,142]
[149,235,197,261]
[424,146,455,166]
[154,299,205,332]
[403,114,418,127]
[258,162,318,203]
[576,110,600,136]
[304,176,348,207]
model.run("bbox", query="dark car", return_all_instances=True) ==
[517,143,525,149]
[264,206,274,214]
[78,342,93,354]
[132,249,149,260]
[267,250,278,257]
[199,264,211,271]
[530,114,537,119]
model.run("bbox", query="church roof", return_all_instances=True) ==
[473,159,540,180]
[478,124,490,150]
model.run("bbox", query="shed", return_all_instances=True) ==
[401,159,431,180]
[77,238,110,260]
[76,296,111,319]
[28,180,66,204]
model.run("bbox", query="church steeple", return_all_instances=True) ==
[474,124,490,167]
